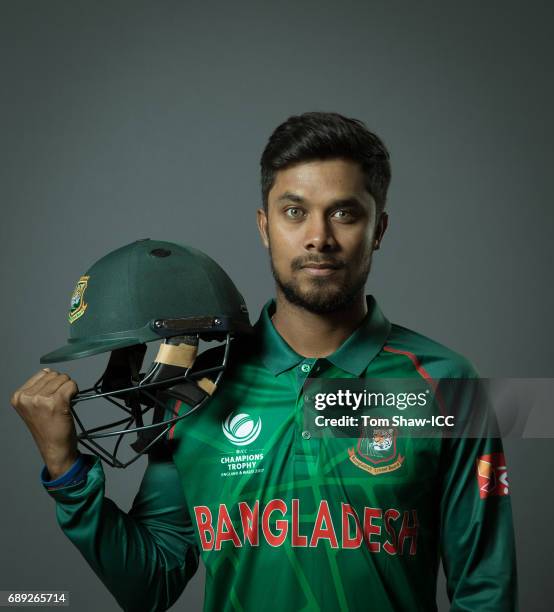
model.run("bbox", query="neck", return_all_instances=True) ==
[271,289,368,358]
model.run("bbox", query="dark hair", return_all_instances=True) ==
[260,112,391,215]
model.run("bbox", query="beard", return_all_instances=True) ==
[269,246,372,315]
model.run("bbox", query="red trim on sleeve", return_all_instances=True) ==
[383,346,435,384]
[382,345,447,416]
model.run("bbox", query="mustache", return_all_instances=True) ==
[291,257,346,271]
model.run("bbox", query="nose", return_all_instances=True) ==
[303,214,338,252]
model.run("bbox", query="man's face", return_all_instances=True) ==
[257,158,388,314]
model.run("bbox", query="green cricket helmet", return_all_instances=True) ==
[40,239,251,468]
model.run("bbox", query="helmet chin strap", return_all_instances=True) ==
[148,334,217,399]
[153,335,198,368]
[129,335,218,454]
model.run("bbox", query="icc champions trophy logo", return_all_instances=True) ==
[222,411,262,447]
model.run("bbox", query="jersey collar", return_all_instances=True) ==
[253,295,391,377]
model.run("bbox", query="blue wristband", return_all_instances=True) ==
[41,454,91,490]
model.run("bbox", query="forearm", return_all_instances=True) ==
[45,454,198,612]
[440,436,518,611]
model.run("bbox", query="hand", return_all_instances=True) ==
[10,368,80,480]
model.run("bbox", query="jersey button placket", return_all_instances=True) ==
[294,359,319,478]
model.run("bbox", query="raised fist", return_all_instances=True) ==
[11,369,79,480]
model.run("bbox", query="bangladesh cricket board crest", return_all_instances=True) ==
[68,275,90,323]
[348,427,405,475]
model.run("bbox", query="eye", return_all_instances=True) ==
[332,209,354,221]
[285,207,304,219]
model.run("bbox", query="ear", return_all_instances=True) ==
[373,212,389,250]
[257,207,270,249]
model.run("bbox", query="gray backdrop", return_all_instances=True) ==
[2,1,552,610]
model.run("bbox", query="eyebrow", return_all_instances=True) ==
[276,192,365,209]
[276,192,305,204]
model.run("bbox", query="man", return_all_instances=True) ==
[11,112,517,611]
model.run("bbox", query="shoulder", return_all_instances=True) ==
[382,322,479,379]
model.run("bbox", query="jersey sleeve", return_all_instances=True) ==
[43,449,199,612]
[41,453,91,488]
[438,372,518,611]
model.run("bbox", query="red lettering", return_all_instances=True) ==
[215,504,242,550]
[292,498,308,546]
[310,500,338,548]
[363,507,382,553]
[194,505,214,551]
[238,501,259,546]
[398,510,419,555]
[197,500,418,555]
[262,499,288,546]
[383,508,400,555]
[341,503,362,549]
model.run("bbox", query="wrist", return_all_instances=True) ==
[45,451,80,481]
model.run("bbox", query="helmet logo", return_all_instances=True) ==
[68,275,90,324]
[222,411,262,446]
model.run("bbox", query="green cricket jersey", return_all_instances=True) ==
[44,296,517,611]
